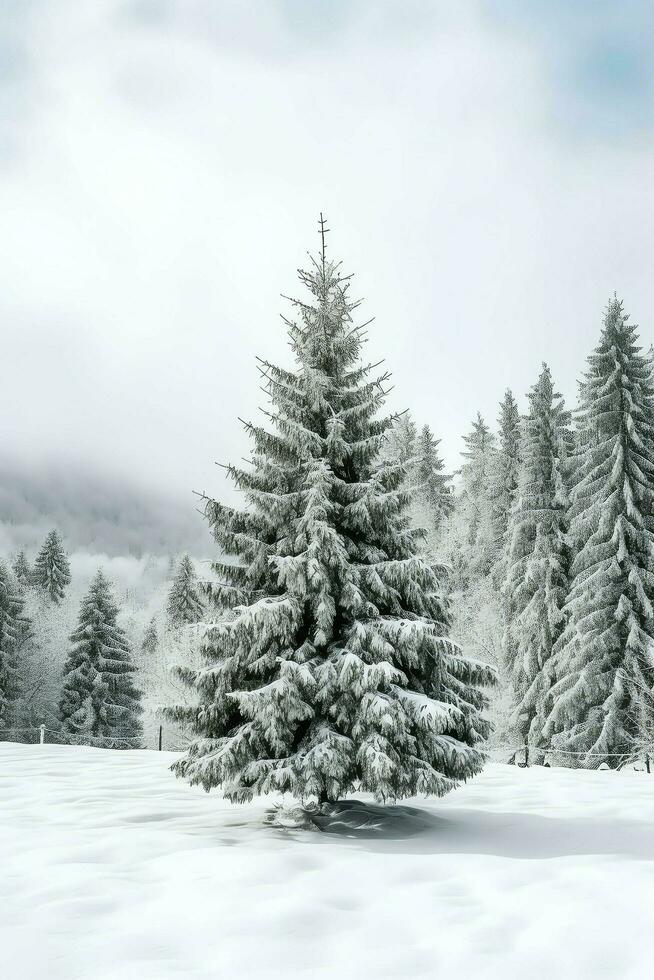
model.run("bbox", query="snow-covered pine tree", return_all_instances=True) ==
[415,424,453,532]
[492,389,521,564]
[384,412,417,467]
[21,591,72,732]
[167,556,204,626]
[0,563,30,734]
[12,551,32,589]
[141,616,159,656]
[171,221,494,804]
[383,414,451,550]
[455,413,497,582]
[544,298,654,766]
[502,364,570,754]
[441,415,503,733]
[33,529,71,604]
[59,570,142,747]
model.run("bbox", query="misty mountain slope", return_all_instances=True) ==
[0,457,208,557]
[3,744,654,980]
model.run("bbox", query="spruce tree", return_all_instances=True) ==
[415,424,453,531]
[33,529,71,604]
[492,389,521,561]
[141,616,159,656]
[502,364,570,753]
[384,412,417,467]
[171,223,494,804]
[59,570,142,747]
[167,556,204,626]
[384,415,451,546]
[12,551,32,589]
[0,563,29,734]
[544,298,654,765]
[456,413,497,580]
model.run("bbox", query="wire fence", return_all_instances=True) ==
[487,743,654,771]
[1,724,164,750]
[1,727,653,771]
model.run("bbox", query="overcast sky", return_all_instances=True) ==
[2,0,654,511]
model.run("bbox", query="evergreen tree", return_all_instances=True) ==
[33,529,71,604]
[544,298,654,765]
[0,563,31,733]
[384,412,417,467]
[502,364,570,752]
[492,389,521,561]
[456,413,497,580]
[415,424,453,531]
[171,224,494,804]
[383,414,452,547]
[141,616,159,657]
[167,556,204,626]
[59,570,142,747]
[12,551,32,589]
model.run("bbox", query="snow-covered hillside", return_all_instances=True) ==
[3,744,654,980]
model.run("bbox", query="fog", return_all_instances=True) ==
[0,454,206,558]
[2,0,654,536]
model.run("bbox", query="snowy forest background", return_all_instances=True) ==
[3,1,654,777]
[2,285,653,769]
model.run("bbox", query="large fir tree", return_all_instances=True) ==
[502,364,570,753]
[544,298,654,765]
[167,556,204,626]
[33,529,71,604]
[172,224,494,804]
[59,570,142,747]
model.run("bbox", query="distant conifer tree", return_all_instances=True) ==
[457,413,497,579]
[59,570,142,747]
[33,530,71,604]
[141,617,159,656]
[0,563,30,733]
[384,415,452,544]
[12,551,32,590]
[415,424,453,531]
[384,413,417,466]
[492,389,522,563]
[545,299,654,765]
[502,365,570,753]
[167,556,204,626]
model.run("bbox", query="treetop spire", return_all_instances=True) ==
[319,211,329,271]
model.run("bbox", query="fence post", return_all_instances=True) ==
[524,743,529,767]
[646,755,651,774]
[158,725,163,751]
[39,724,45,745]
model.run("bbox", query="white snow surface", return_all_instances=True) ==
[3,743,654,980]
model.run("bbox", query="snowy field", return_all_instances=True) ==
[3,744,654,980]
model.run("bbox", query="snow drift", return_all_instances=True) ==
[3,742,654,980]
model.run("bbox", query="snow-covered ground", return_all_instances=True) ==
[3,744,654,980]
